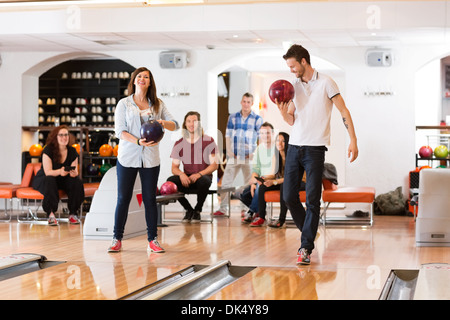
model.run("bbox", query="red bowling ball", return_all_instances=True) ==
[140,119,164,144]
[268,80,295,104]
[160,181,178,195]
[418,146,433,158]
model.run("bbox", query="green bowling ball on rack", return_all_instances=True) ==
[99,163,112,176]
[434,145,449,158]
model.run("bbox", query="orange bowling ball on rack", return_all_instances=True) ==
[29,144,43,157]
[113,145,119,157]
[99,144,113,157]
[72,143,81,154]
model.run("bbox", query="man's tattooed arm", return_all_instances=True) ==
[342,117,349,130]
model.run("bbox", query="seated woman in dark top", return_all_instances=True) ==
[32,125,84,226]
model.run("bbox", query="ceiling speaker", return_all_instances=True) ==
[159,51,188,69]
[366,49,392,67]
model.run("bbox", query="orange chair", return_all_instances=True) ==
[0,163,43,223]
[15,163,100,223]
[321,179,375,226]
[0,182,13,222]
[83,182,100,198]
[264,178,375,226]
[14,163,60,223]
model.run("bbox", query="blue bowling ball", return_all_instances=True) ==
[140,120,164,144]
[86,163,99,176]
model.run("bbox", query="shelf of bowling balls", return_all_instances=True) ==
[416,154,450,161]
[416,154,450,168]
[37,121,115,127]
[23,125,115,132]
[83,155,116,160]
[83,153,116,180]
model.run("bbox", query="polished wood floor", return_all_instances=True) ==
[0,201,449,300]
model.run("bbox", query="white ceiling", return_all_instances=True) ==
[0,1,449,52]
[1,28,448,53]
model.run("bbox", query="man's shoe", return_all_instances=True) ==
[249,217,265,227]
[297,248,311,265]
[191,210,201,223]
[182,210,193,223]
[108,239,122,253]
[148,239,165,253]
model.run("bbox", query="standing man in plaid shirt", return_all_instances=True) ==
[214,92,263,216]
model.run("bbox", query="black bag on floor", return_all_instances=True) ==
[374,186,407,215]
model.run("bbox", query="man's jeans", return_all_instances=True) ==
[283,145,327,252]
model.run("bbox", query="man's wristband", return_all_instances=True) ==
[137,138,140,146]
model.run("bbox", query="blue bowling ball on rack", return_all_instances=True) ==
[86,163,99,176]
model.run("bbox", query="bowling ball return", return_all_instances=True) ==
[120,260,254,300]
[83,166,149,240]
[0,253,63,281]
[83,166,186,238]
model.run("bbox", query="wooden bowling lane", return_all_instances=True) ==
[413,263,450,300]
[0,260,191,300]
[1,209,450,300]
[208,266,389,300]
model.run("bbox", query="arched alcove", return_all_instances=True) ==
[21,52,136,182]
[22,52,135,128]
[414,52,450,168]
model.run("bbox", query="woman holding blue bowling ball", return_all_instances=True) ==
[110,67,179,254]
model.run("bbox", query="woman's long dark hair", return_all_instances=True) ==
[46,125,75,163]
[275,132,289,179]
[127,67,161,114]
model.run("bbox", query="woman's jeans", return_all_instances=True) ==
[283,145,326,253]
[113,161,160,242]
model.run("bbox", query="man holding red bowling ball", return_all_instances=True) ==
[109,67,179,254]
[276,44,358,265]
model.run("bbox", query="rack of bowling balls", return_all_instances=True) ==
[417,144,449,168]
[28,142,117,181]
[84,144,118,180]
